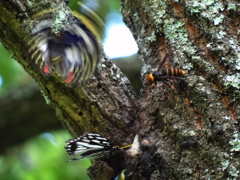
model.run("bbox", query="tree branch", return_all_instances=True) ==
[2,0,240,179]
[0,0,137,178]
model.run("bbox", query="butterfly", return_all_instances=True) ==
[65,133,119,162]
[26,22,100,84]
[65,133,133,162]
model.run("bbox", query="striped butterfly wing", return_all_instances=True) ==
[26,22,100,84]
[65,133,117,161]
[25,6,101,84]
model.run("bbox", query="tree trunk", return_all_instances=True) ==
[120,0,240,179]
[1,0,240,179]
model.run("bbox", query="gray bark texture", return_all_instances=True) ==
[1,0,240,179]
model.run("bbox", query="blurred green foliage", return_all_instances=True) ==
[0,131,91,180]
[0,43,27,95]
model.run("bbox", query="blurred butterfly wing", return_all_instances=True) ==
[25,20,100,84]
[62,23,100,83]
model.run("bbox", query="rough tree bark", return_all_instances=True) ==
[121,0,240,179]
[1,0,240,180]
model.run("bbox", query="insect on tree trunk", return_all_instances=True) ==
[1,0,240,179]
[120,0,240,179]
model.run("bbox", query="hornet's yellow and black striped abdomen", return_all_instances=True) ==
[162,68,186,76]
[146,68,186,85]
[146,53,186,85]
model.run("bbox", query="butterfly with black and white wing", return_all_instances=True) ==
[65,133,119,162]
[26,21,100,84]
